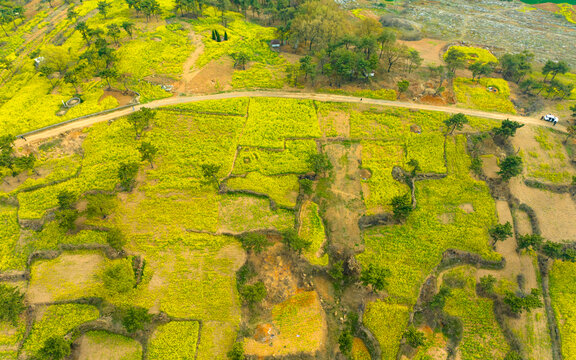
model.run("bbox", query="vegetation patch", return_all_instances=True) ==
[79,331,142,360]
[453,78,516,114]
[148,321,200,359]
[363,301,409,359]
[549,260,576,360]
[227,173,299,208]
[444,46,498,64]
[298,201,328,266]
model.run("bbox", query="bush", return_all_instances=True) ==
[240,281,267,305]
[56,190,76,210]
[429,287,451,309]
[0,284,25,325]
[300,178,314,195]
[55,209,79,231]
[441,315,463,342]
[489,222,513,242]
[122,307,152,333]
[479,275,497,294]
[391,193,412,221]
[517,234,543,251]
[227,341,244,360]
[117,162,139,191]
[404,326,426,348]
[106,228,126,250]
[239,233,271,254]
[338,330,353,356]
[307,153,332,175]
[86,193,115,219]
[470,156,483,175]
[498,155,523,181]
[504,289,543,315]
[102,261,135,293]
[282,229,311,253]
[360,263,390,292]
[37,336,70,360]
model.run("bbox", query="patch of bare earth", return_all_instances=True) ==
[398,38,448,66]
[27,253,105,303]
[509,178,576,242]
[178,57,234,94]
[482,155,500,179]
[77,332,142,360]
[476,201,553,360]
[318,110,350,138]
[98,89,135,106]
[322,143,366,257]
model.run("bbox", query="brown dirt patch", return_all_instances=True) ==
[458,203,474,213]
[438,212,455,224]
[482,155,500,179]
[216,243,246,270]
[98,89,135,106]
[252,243,299,304]
[359,168,371,180]
[534,3,560,13]
[514,208,533,236]
[420,95,447,106]
[509,179,576,242]
[27,253,105,303]
[177,57,234,94]
[0,167,51,193]
[398,38,448,66]
[77,332,142,360]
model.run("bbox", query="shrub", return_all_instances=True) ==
[470,156,483,175]
[307,153,332,175]
[517,234,543,251]
[498,155,523,181]
[504,289,543,315]
[227,341,244,360]
[102,261,135,293]
[0,284,25,325]
[106,228,126,250]
[338,330,353,356]
[56,190,76,209]
[118,162,139,191]
[86,193,115,219]
[122,307,152,333]
[479,275,497,294]
[55,209,79,231]
[239,233,271,254]
[240,281,267,305]
[360,264,390,292]
[391,193,412,221]
[429,287,451,309]
[441,315,463,342]
[300,178,314,195]
[282,229,311,254]
[37,336,70,360]
[489,222,513,242]
[404,326,426,348]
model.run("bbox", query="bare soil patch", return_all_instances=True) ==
[178,57,234,94]
[420,95,447,106]
[509,179,576,242]
[27,253,105,303]
[98,89,135,106]
[77,332,142,360]
[458,203,474,213]
[482,155,500,179]
[398,38,448,66]
[514,209,533,236]
[318,110,351,138]
[438,212,455,224]
[0,167,50,193]
[216,243,246,271]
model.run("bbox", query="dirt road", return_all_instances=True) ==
[15,91,563,146]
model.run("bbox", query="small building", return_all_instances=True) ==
[270,40,281,50]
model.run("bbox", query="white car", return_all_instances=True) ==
[541,114,558,126]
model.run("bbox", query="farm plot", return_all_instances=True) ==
[226,173,300,208]
[298,201,329,266]
[148,321,200,359]
[453,78,516,114]
[78,331,142,360]
[549,260,576,360]
[363,301,410,360]
[444,46,499,64]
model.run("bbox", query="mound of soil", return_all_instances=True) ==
[98,89,136,106]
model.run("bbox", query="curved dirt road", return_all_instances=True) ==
[15,91,563,146]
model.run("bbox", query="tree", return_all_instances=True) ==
[67,8,78,20]
[406,49,422,73]
[429,287,451,309]
[216,0,231,26]
[86,193,115,218]
[75,22,91,45]
[0,284,25,325]
[239,233,270,253]
[404,326,426,348]
[37,337,70,360]
[121,21,135,37]
[444,48,466,75]
[117,162,139,191]
[232,51,249,70]
[122,306,152,333]
[338,330,353,356]
[290,0,348,51]
[102,261,135,293]
[391,193,412,221]
[517,234,543,251]
[227,342,244,360]
[444,113,468,135]
[382,44,409,73]
[478,275,497,294]
[282,229,311,253]
[504,289,542,315]
[138,141,158,168]
[397,80,409,93]
[224,31,228,40]
[307,153,332,175]
[215,29,221,42]
[407,158,420,176]
[200,163,221,188]
[57,190,76,209]
[299,55,316,81]
[542,241,564,259]
[468,62,494,82]
[500,52,533,83]
[497,155,523,181]
[107,227,126,250]
[360,263,390,292]
[97,68,118,89]
[0,8,13,36]
[565,125,576,144]
[141,0,161,22]
[97,0,111,18]
[542,60,555,82]
[107,23,121,46]
[240,281,266,304]
[493,119,524,140]
[55,209,79,230]
[127,107,155,139]
[549,60,570,82]
[489,222,513,243]
[63,69,81,93]
[519,78,542,95]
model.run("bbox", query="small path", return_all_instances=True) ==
[15,91,564,147]
[173,32,205,94]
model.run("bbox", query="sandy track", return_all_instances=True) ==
[14,91,564,146]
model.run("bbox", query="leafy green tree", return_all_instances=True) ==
[338,330,353,356]
[282,229,311,253]
[404,326,426,348]
[37,336,70,360]
[548,60,570,82]
[127,107,155,139]
[407,49,422,73]
[57,190,76,210]
[397,79,409,93]
[97,68,118,89]
[121,21,135,37]
[444,113,468,135]
[106,23,121,46]
[468,62,494,82]
[307,153,332,175]
[519,78,542,95]
[497,155,523,181]
[216,0,231,26]
[493,119,524,140]
[360,263,390,292]
[470,156,482,175]
[504,289,542,315]
[67,8,78,20]
[0,284,25,325]
[122,306,152,333]
[102,261,135,293]
[444,48,466,74]
[200,163,221,188]
[429,286,451,309]
[517,234,543,251]
[138,141,158,168]
[500,52,533,83]
[232,51,249,70]
[489,222,513,243]
[479,275,497,294]
[97,0,111,18]
[299,55,316,81]
[86,193,115,219]
[227,342,244,360]
[391,193,412,221]
[542,241,564,259]
[240,281,266,304]
[107,227,126,250]
[55,209,79,230]
[117,162,139,191]
[239,233,271,253]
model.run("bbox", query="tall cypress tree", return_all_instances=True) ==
[224,31,228,41]
[215,30,221,42]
